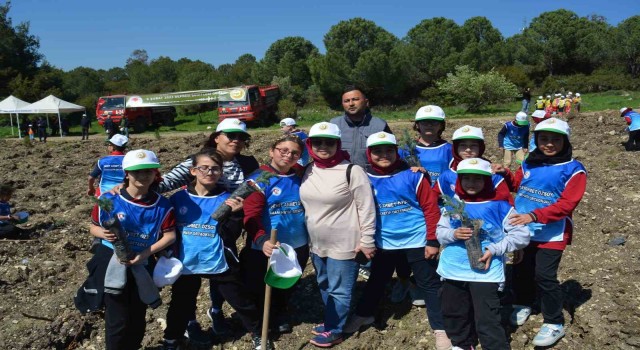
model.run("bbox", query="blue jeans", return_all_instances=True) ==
[311,254,359,334]
[521,99,530,113]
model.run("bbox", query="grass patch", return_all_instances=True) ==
[1,90,636,138]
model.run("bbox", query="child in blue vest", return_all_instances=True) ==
[437,158,529,350]
[0,184,23,238]
[435,125,513,204]
[89,149,176,350]
[498,112,530,168]
[400,105,453,186]
[344,132,452,349]
[88,134,128,197]
[242,134,308,334]
[280,118,310,165]
[620,107,640,151]
[163,149,270,350]
[507,118,587,347]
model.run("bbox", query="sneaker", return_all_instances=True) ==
[409,284,425,307]
[390,280,410,303]
[309,331,343,348]
[510,305,532,326]
[251,335,274,350]
[532,323,565,347]
[434,330,452,350]
[343,314,374,334]
[207,308,229,336]
[162,339,180,350]
[358,267,370,281]
[311,323,325,335]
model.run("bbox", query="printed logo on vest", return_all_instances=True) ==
[271,187,282,196]
[524,170,531,179]
[117,212,126,220]
[179,206,188,215]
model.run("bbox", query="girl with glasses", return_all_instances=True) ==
[163,149,271,350]
[241,134,309,335]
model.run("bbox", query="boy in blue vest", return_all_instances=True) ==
[89,149,176,350]
[498,112,530,169]
[280,117,310,165]
[88,134,128,197]
[0,185,23,238]
[620,107,640,151]
[437,158,529,350]
[507,118,587,347]
[345,132,451,350]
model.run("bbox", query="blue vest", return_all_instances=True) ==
[98,155,125,194]
[249,170,308,250]
[624,111,640,131]
[503,122,529,150]
[515,159,586,242]
[437,200,513,283]
[98,192,172,254]
[368,169,428,249]
[437,169,506,200]
[400,142,453,186]
[0,201,10,225]
[170,189,230,275]
[292,131,310,166]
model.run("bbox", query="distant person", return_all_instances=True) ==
[28,124,35,141]
[620,107,640,151]
[0,184,24,239]
[535,96,545,110]
[36,117,47,142]
[280,117,310,166]
[521,87,531,113]
[573,93,582,112]
[61,117,70,136]
[87,134,128,197]
[330,86,392,167]
[104,115,116,139]
[498,112,530,168]
[119,116,129,137]
[81,113,91,140]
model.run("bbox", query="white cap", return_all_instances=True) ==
[153,256,183,287]
[108,134,128,147]
[82,113,87,117]
[279,118,297,127]
[535,118,570,137]
[576,93,580,97]
[309,122,341,139]
[122,149,161,171]
[452,125,484,141]
[415,105,445,121]
[216,118,248,134]
[456,158,492,176]
[561,95,565,98]
[555,93,561,97]
[620,107,630,115]
[515,112,529,125]
[568,91,573,95]
[546,95,551,98]
[538,96,543,99]
[366,132,397,147]
[532,110,546,118]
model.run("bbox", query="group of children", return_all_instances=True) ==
[75,104,586,350]
[534,92,582,115]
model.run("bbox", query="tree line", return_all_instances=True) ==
[2,2,640,117]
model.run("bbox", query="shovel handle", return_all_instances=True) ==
[261,229,277,347]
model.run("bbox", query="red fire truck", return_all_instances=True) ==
[217,85,280,125]
[96,95,177,133]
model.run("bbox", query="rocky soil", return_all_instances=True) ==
[0,110,638,350]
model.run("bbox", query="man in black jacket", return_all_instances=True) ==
[80,113,91,140]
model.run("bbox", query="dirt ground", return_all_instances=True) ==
[0,110,638,350]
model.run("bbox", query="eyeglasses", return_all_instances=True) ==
[193,166,222,175]
[223,132,250,142]
[311,138,338,147]
[274,147,301,158]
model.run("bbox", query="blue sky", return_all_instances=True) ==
[6,0,640,72]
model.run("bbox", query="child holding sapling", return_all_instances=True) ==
[164,148,271,350]
[88,149,176,350]
[502,118,587,347]
[436,158,529,350]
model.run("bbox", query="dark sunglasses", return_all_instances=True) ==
[223,132,250,142]
[311,138,338,147]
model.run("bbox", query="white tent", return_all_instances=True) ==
[0,95,31,138]
[17,95,86,137]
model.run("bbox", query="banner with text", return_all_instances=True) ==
[125,87,247,107]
